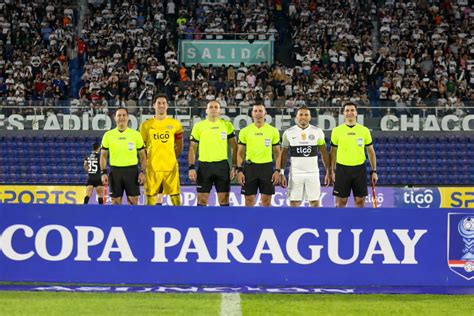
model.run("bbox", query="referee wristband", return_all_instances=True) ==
[101,170,107,175]
[189,164,195,171]
[236,166,243,173]
[274,169,280,173]
[370,170,377,175]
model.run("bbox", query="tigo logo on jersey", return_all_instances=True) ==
[448,214,474,280]
[295,146,313,157]
[153,132,170,143]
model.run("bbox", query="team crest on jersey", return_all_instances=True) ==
[309,134,315,140]
[301,133,307,141]
[264,138,271,147]
[447,214,474,280]
[166,125,174,130]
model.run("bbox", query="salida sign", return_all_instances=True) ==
[0,204,472,287]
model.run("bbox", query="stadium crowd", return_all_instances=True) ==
[0,0,76,111]
[0,0,472,117]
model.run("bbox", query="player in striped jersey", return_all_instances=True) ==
[280,106,331,207]
[83,142,104,204]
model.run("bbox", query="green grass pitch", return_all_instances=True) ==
[0,291,473,315]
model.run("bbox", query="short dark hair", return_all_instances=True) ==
[93,142,100,150]
[254,97,264,106]
[115,107,128,115]
[342,102,357,111]
[155,93,168,101]
[296,106,311,115]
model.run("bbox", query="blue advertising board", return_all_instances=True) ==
[3,186,473,209]
[0,204,473,287]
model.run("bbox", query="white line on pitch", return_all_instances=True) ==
[220,293,242,316]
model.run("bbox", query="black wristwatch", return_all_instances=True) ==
[370,170,377,175]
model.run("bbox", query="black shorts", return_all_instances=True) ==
[333,163,368,198]
[197,160,230,193]
[109,165,140,198]
[241,162,275,196]
[86,174,102,187]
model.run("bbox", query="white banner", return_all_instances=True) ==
[0,113,473,131]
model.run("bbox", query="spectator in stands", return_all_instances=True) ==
[1,0,472,116]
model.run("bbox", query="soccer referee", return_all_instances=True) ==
[237,103,281,207]
[330,102,378,208]
[100,108,147,205]
[188,100,237,206]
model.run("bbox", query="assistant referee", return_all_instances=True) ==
[100,107,147,205]
[237,103,281,207]
[330,102,378,208]
[188,100,237,206]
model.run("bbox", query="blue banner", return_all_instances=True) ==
[1,204,473,287]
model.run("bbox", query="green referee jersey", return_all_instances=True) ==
[101,128,144,167]
[238,123,280,164]
[190,118,235,162]
[330,123,373,166]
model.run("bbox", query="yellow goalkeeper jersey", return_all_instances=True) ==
[140,116,183,172]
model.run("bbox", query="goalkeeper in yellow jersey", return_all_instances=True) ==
[139,94,184,206]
